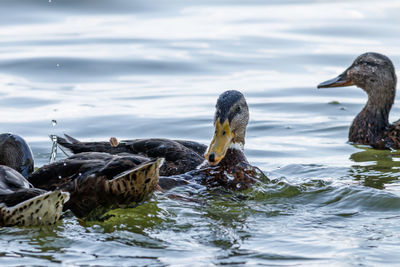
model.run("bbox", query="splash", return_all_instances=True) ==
[49,134,58,164]
[49,119,58,164]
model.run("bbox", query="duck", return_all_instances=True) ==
[55,90,266,190]
[0,133,69,226]
[0,165,69,226]
[0,133,34,178]
[318,52,399,149]
[28,152,164,219]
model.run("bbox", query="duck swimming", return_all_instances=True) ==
[318,52,399,149]
[56,90,265,190]
[0,133,34,178]
[0,165,69,226]
[0,133,69,226]
[28,152,163,219]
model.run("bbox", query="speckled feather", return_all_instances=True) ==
[164,148,263,190]
[0,165,69,226]
[28,152,163,219]
[0,190,69,227]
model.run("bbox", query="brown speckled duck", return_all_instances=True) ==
[56,90,266,190]
[318,52,400,149]
[0,165,69,227]
[0,133,69,227]
[28,152,163,219]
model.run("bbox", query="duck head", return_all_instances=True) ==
[318,52,397,107]
[318,53,398,145]
[204,90,249,166]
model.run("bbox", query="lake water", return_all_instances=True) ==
[1,0,400,266]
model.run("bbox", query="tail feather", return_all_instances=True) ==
[107,158,164,206]
[64,133,81,144]
[55,134,83,154]
[0,190,70,227]
[55,135,74,149]
[56,134,112,154]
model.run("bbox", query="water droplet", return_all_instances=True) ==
[225,171,234,180]
[63,163,67,166]
[236,183,241,189]
[58,176,62,179]
[56,63,59,67]
[78,173,82,176]
[51,119,57,127]
[49,134,58,164]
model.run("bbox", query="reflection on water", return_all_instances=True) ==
[349,146,400,190]
[1,0,400,266]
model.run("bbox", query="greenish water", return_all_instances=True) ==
[1,0,400,266]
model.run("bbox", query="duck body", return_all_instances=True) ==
[57,138,261,191]
[160,147,260,191]
[0,165,69,226]
[0,133,34,178]
[56,90,266,190]
[57,136,206,176]
[318,52,399,149]
[28,152,163,219]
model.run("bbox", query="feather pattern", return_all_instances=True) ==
[0,165,69,226]
[28,152,163,219]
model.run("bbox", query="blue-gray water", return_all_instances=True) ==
[1,0,400,266]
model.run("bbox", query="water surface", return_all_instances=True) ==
[1,0,400,266]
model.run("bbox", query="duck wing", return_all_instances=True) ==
[28,152,163,219]
[0,165,32,194]
[57,135,206,176]
[0,165,69,226]
[173,140,207,156]
[379,121,400,149]
[0,190,69,226]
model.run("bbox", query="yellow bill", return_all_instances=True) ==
[204,119,234,166]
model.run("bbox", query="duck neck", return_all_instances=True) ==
[218,143,248,167]
[349,84,395,144]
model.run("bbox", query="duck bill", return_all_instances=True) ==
[317,70,354,88]
[204,119,234,166]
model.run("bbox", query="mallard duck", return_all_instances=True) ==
[28,152,163,219]
[318,52,399,149]
[56,90,265,190]
[0,133,34,177]
[58,135,206,177]
[0,165,69,226]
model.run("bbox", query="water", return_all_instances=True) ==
[1,0,400,265]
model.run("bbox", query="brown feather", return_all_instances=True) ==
[28,153,163,219]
